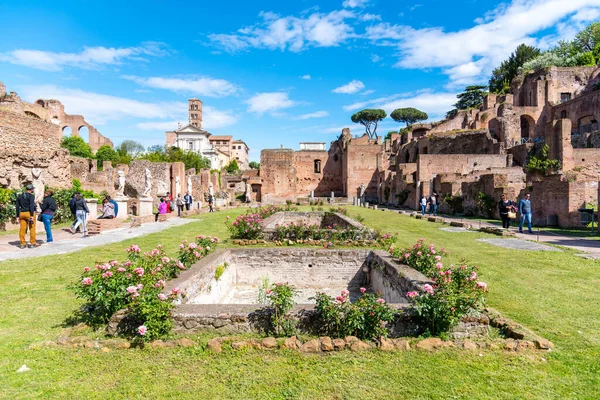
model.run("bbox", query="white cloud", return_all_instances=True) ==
[343,0,369,8]
[371,54,382,63]
[246,92,297,114]
[361,13,381,21]
[300,74,311,80]
[122,75,238,97]
[0,42,170,71]
[366,0,600,85]
[209,10,355,53]
[293,110,329,120]
[19,85,184,125]
[332,79,365,94]
[136,105,237,131]
[360,89,376,96]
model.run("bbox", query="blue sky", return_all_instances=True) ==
[1,0,599,161]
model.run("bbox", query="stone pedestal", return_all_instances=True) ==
[114,197,129,219]
[85,199,98,220]
[139,197,153,216]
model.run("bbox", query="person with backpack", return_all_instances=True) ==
[175,194,184,216]
[106,195,118,218]
[69,193,90,236]
[69,193,81,232]
[16,184,38,249]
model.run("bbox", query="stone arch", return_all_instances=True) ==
[560,110,567,119]
[488,118,500,139]
[62,126,72,136]
[520,114,535,140]
[578,114,596,127]
[78,125,90,143]
[24,111,41,119]
[36,100,45,107]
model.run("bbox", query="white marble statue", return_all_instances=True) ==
[359,183,366,197]
[208,182,215,198]
[175,176,181,197]
[187,176,192,195]
[116,170,126,197]
[31,168,44,211]
[142,168,152,198]
[244,180,251,203]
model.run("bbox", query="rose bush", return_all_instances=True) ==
[264,282,297,337]
[72,236,219,341]
[312,289,395,340]
[390,239,487,336]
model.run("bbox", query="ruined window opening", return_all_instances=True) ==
[188,141,194,150]
[560,93,571,103]
[36,100,45,107]
[333,154,339,162]
[560,110,567,119]
[314,160,321,173]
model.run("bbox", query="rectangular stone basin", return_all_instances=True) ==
[163,248,432,336]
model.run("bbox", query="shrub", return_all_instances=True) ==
[226,213,265,240]
[476,192,495,219]
[312,289,395,340]
[214,262,228,280]
[442,194,464,215]
[392,239,487,336]
[0,188,17,226]
[265,283,297,336]
[329,206,348,216]
[72,236,218,340]
[378,232,398,252]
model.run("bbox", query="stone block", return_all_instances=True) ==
[300,339,320,353]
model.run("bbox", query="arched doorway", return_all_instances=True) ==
[62,126,72,136]
[520,115,534,140]
[78,126,90,143]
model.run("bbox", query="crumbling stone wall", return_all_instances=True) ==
[125,160,172,203]
[0,109,71,189]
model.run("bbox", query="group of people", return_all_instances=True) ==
[154,191,205,221]
[498,193,533,233]
[420,193,439,216]
[16,185,57,248]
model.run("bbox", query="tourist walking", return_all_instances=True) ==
[428,192,438,216]
[498,194,516,229]
[155,197,167,222]
[165,192,173,213]
[175,194,184,217]
[16,184,38,249]
[519,193,533,234]
[69,193,89,236]
[98,198,115,219]
[420,195,427,215]
[184,192,193,211]
[69,193,80,233]
[40,190,57,243]
[208,195,214,213]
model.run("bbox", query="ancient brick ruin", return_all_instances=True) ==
[259,66,600,228]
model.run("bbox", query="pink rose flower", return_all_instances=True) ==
[161,257,170,263]
[81,277,93,285]
[137,325,147,335]
[376,298,385,304]
[171,288,181,295]
[476,282,488,291]
[265,289,272,295]
[404,253,410,259]
[434,255,442,261]
[423,284,434,295]
[341,289,350,296]
[101,271,113,279]
[83,267,90,272]
[117,267,126,273]
[406,291,418,298]
[180,243,185,249]
[360,287,367,293]
[417,251,422,256]
[206,246,211,251]
[436,262,443,269]
[133,267,144,277]
[158,293,167,301]
[126,286,138,294]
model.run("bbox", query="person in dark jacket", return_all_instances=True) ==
[69,193,81,233]
[498,194,516,229]
[16,184,38,248]
[184,192,193,211]
[519,193,533,234]
[69,193,90,235]
[40,190,57,243]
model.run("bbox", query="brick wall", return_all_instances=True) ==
[417,154,508,183]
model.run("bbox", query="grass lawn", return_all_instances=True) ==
[1,206,599,399]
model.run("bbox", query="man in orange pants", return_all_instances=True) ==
[16,184,38,249]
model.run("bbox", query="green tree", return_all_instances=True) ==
[447,85,488,118]
[390,108,428,129]
[574,21,600,52]
[384,131,397,141]
[61,136,94,158]
[350,109,387,138]
[225,159,240,174]
[249,161,260,170]
[119,140,145,158]
[489,44,541,94]
[95,145,119,170]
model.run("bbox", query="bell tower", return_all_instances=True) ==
[188,98,203,128]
